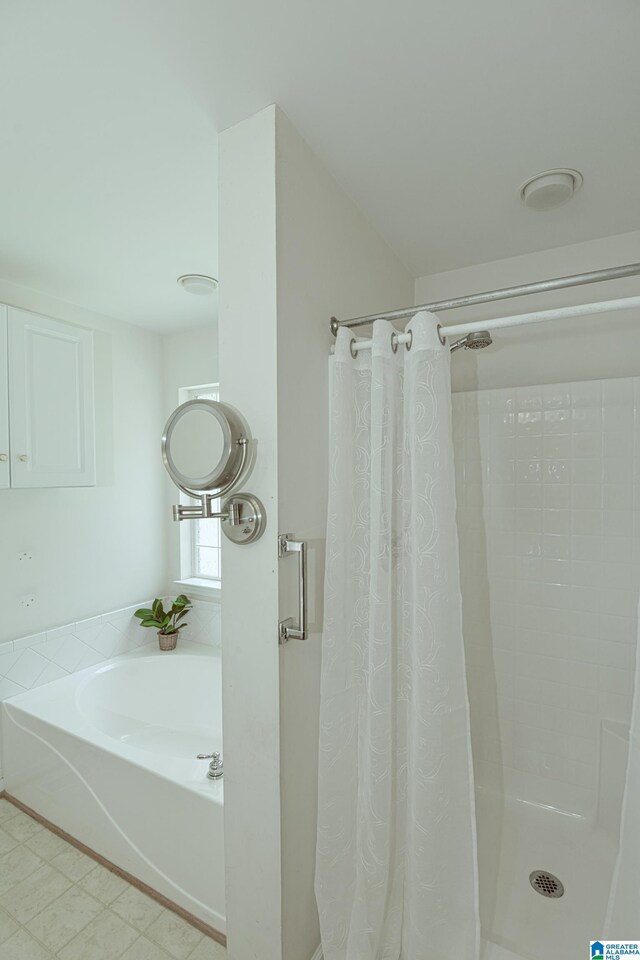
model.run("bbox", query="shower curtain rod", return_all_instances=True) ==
[345,294,640,354]
[329,262,640,335]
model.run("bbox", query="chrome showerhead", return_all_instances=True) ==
[465,330,493,349]
[450,330,493,353]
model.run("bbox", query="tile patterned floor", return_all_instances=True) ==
[0,797,226,960]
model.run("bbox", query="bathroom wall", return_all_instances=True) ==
[219,106,282,960]
[274,110,413,960]
[218,105,413,960]
[453,377,640,816]
[414,229,640,392]
[162,324,219,588]
[414,233,640,818]
[0,278,168,645]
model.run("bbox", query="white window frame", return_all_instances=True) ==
[176,383,222,594]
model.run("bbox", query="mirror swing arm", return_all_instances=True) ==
[162,401,266,545]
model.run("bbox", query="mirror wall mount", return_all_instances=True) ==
[172,491,266,545]
[162,399,266,544]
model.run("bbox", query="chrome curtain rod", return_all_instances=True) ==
[329,262,640,335]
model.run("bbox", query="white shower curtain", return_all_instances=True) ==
[606,594,640,934]
[315,312,480,960]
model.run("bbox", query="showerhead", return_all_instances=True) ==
[450,330,493,353]
[465,330,493,349]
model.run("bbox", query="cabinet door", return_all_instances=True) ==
[0,306,8,489]
[8,308,96,487]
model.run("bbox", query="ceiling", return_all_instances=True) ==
[2,0,640,333]
[0,2,218,333]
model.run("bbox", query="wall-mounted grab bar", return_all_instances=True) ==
[278,534,307,644]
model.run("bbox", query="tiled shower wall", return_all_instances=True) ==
[453,377,640,816]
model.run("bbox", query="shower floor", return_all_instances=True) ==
[477,788,617,960]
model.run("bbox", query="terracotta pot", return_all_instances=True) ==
[158,631,178,651]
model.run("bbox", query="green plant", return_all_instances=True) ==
[134,595,192,636]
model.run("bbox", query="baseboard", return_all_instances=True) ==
[2,792,226,946]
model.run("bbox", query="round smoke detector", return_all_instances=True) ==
[177,274,218,295]
[519,168,583,211]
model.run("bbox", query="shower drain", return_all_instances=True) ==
[529,870,564,899]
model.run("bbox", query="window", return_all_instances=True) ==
[181,384,221,585]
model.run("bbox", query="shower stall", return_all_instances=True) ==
[453,375,637,959]
[319,263,640,960]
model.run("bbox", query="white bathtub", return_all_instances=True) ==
[0,641,225,933]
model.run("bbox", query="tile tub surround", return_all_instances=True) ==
[0,597,220,696]
[0,597,220,781]
[0,795,225,960]
[453,376,640,816]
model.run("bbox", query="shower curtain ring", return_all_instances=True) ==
[437,323,446,346]
[391,331,399,353]
[405,330,413,351]
[350,338,359,359]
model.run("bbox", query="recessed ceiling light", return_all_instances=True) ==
[177,274,218,295]
[519,168,583,211]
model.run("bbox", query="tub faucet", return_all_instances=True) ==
[197,752,223,780]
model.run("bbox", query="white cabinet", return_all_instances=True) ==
[0,305,9,489]
[1,307,95,488]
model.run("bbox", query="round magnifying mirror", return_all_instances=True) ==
[162,399,251,495]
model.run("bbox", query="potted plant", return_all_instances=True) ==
[134,595,192,651]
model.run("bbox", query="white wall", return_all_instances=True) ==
[0,278,168,645]
[414,230,640,392]
[415,234,640,811]
[454,378,640,816]
[219,106,282,960]
[218,105,412,960]
[162,324,219,587]
[162,324,219,409]
[274,109,414,960]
